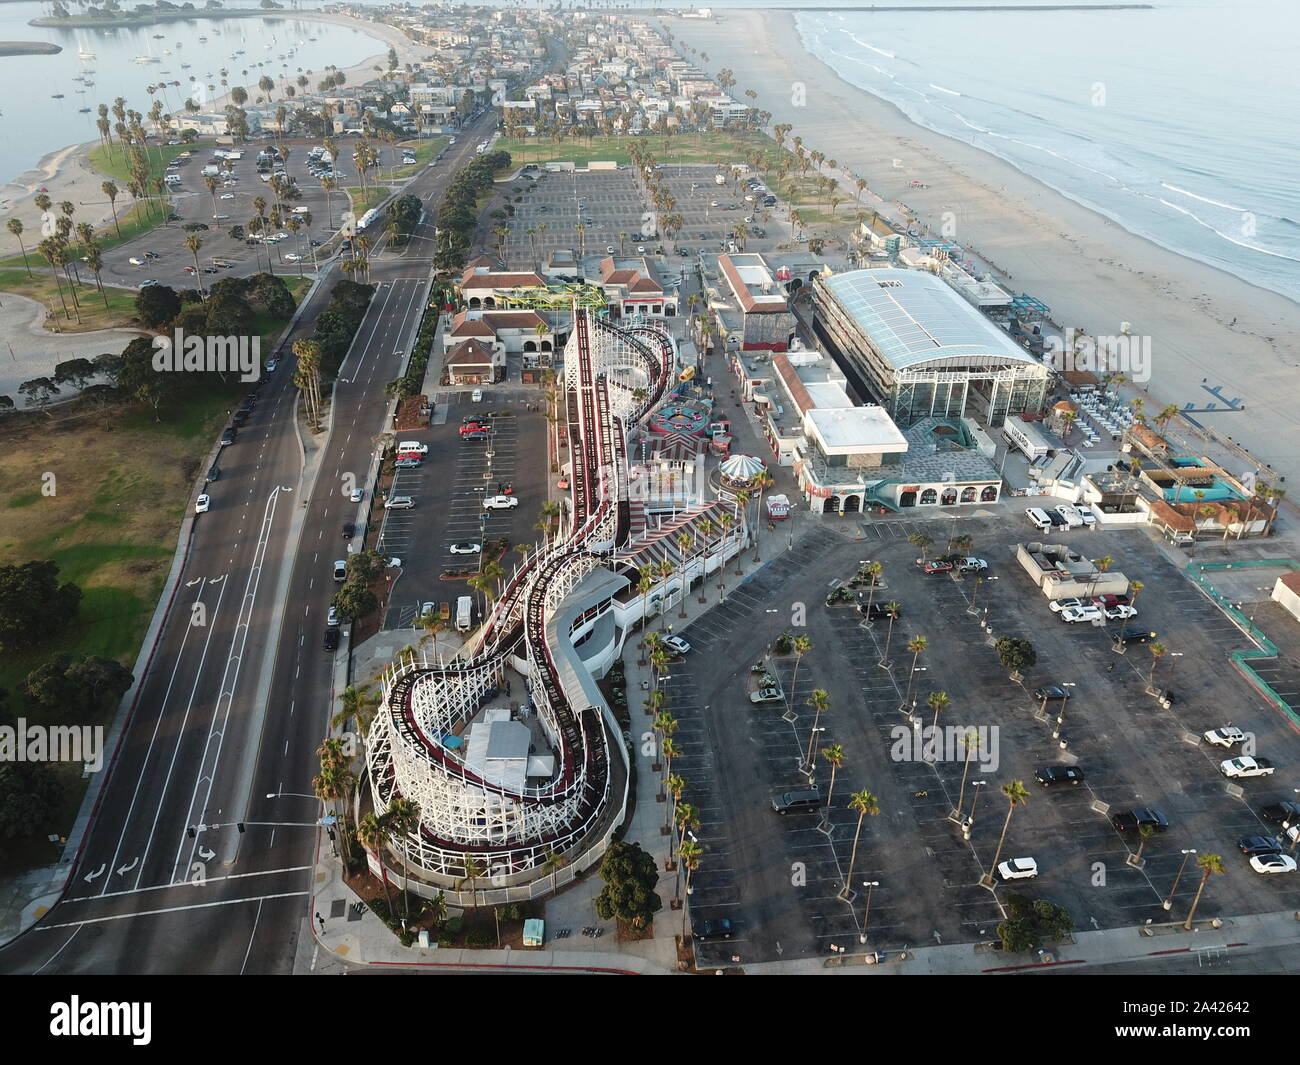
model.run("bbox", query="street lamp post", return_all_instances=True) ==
[962,781,986,840]
[1051,682,1077,739]
[858,880,880,945]
[1163,849,1197,910]
[763,607,779,658]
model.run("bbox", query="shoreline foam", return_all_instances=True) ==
[667,8,1300,483]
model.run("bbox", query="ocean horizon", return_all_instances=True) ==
[791,0,1300,305]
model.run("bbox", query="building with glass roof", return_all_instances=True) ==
[812,268,1049,428]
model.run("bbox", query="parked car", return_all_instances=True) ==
[1250,853,1296,875]
[1092,594,1130,607]
[1055,504,1085,528]
[394,458,422,469]
[1113,627,1157,646]
[327,606,340,627]
[1035,765,1084,787]
[1049,597,1088,613]
[916,559,954,574]
[333,560,347,582]
[1111,808,1169,832]
[691,917,734,941]
[1105,604,1138,620]
[341,522,356,539]
[1238,835,1282,856]
[997,857,1039,881]
[1077,505,1098,526]
[323,626,340,652]
[1220,756,1275,779]
[956,557,988,573]
[206,464,220,482]
[349,488,363,503]
[471,388,483,402]
[194,494,210,514]
[1059,604,1104,624]
[1261,801,1300,825]
[385,496,415,510]
[770,789,821,814]
[1033,685,1071,702]
[220,428,236,446]
[482,495,518,510]
[663,635,690,656]
[1203,725,1247,748]
[459,421,488,435]
[750,686,784,704]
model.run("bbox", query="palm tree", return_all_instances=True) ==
[927,690,951,734]
[666,773,687,837]
[902,636,928,712]
[879,601,901,667]
[1147,642,1168,690]
[862,561,883,618]
[1181,853,1225,930]
[541,848,566,894]
[675,801,700,855]
[908,532,934,563]
[311,763,356,864]
[679,838,703,937]
[384,797,421,924]
[802,690,831,776]
[457,856,486,911]
[84,244,110,309]
[954,727,980,824]
[355,811,395,912]
[1128,580,1145,610]
[789,635,813,710]
[6,219,31,277]
[695,517,716,603]
[986,781,1031,883]
[184,234,204,294]
[102,181,122,239]
[674,532,694,617]
[329,683,381,737]
[1132,823,1156,862]
[841,789,880,898]
[821,743,845,809]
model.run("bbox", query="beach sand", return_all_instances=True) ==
[669,10,1300,483]
[0,11,425,259]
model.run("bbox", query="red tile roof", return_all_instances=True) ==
[459,269,546,289]
[719,253,789,314]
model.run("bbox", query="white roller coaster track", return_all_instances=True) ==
[365,310,676,885]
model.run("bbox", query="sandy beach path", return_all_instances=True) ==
[668,10,1300,484]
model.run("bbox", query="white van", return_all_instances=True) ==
[1025,507,1053,531]
[396,441,428,455]
[385,495,415,510]
[455,595,473,632]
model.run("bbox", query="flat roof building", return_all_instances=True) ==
[813,268,1049,429]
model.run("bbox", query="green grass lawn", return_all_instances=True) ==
[0,196,171,273]
[87,140,207,188]
[0,269,140,333]
[0,285,304,875]
[346,186,389,215]
[390,137,447,180]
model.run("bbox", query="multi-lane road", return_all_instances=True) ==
[0,114,495,974]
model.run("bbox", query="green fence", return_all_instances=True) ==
[1185,558,1300,727]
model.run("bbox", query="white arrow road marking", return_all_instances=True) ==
[186,577,204,587]
[208,575,226,585]
[115,857,139,877]
[199,847,216,861]
[83,864,105,883]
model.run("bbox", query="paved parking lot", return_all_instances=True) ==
[100,136,418,289]
[499,164,790,274]
[376,391,546,632]
[659,511,1300,964]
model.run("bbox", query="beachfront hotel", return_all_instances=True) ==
[811,269,1050,430]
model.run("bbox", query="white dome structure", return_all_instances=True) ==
[719,453,767,485]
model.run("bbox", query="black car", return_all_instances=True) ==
[1261,801,1300,825]
[691,917,733,942]
[206,464,221,482]
[1114,627,1158,646]
[342,522,356,540]
[323,626,340,652]
[1111,808,1169,832]
[231,411,248,427]
[1238,835,1283,856]
[143,251,160,261]
[860,602,901,621]
[1036,765,1085,787]
[220,427,236,446]
[1046,510,1068,527]
[182,222,209,232]
[1033,685,1071,702]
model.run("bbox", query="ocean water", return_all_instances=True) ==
[0,1,385,186]
[793,0,1300,303]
